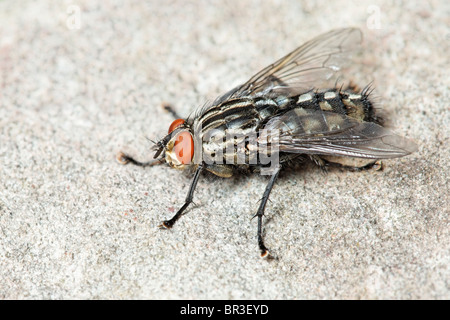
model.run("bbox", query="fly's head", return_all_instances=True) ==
[153,119,194,170]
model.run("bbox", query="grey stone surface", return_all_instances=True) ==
[0,0,448,299]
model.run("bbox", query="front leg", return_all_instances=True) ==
[159,164,204,229]
[116,151,164,167]
[162,103,183,119]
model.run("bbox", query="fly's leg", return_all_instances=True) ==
[162,103,182,119]
[159,164,203,229]
[309,155,329,173]
[116,151,164,167]
[254,165,281,258]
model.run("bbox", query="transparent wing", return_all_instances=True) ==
[259,109,417,159]
[217,28,362,103]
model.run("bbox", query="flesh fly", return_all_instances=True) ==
[118,28,417,258]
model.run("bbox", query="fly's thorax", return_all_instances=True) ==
[193,97,282,134]
[192,97,284,165]
[200,126,258,166]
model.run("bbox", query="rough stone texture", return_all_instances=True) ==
[0,0,448,299]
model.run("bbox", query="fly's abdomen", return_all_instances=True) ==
[292,89,378,123]
[257,88,378,139]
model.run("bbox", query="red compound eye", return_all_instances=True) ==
[168,119,185,134]
[173,131,194,165]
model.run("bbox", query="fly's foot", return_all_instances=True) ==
[260,246,277,260]
[258,237,271,258]
[158,220,175,229]
[116,151,131,165]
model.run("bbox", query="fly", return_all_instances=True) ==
[117,28,417,258]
